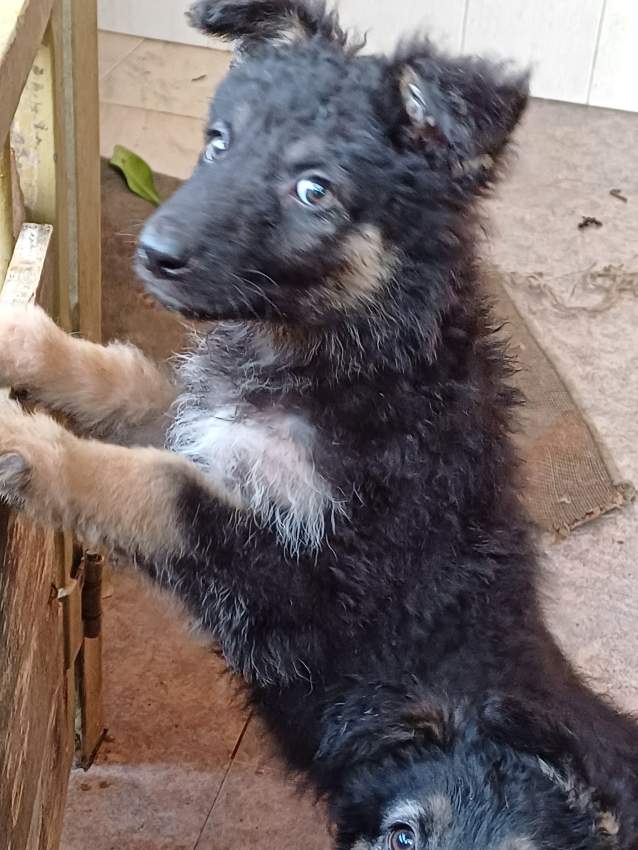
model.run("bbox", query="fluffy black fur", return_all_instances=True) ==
[134,2,638,847]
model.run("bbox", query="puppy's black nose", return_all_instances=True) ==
[138,225,189,278]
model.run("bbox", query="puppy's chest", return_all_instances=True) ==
[168,335,338,549]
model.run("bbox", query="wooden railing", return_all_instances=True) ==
[0,0,101,340]
[0,3,102,847]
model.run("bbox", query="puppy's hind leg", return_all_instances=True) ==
[0,303,178,443]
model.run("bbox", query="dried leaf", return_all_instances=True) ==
[109,145,161,206]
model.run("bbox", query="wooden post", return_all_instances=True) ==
[49,0,101,341]
[0,140,13,282]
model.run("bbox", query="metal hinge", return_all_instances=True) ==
[56,543,103,669]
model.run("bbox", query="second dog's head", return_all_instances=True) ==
[318,695,621,850]
[137,0,527,348]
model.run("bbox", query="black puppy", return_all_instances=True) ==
[0,1,636,847]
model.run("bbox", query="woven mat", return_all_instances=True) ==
[101,162,634,537]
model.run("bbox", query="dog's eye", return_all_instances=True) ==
[388,826,416,850]
[204,123,231,161]
[296,177,332,208]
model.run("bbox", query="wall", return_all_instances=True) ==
[98,0,638,111]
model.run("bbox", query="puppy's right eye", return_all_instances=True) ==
[204,123,231,161]
[388,826,416,850]
[295,177,332,208]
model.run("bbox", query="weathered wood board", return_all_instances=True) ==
[0,224,75,849]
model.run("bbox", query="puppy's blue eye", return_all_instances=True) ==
[204,123,231,161]
[389,827,416,850]
[296,178,331,208]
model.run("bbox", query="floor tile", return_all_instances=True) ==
[98,31,143,80]
[100,40,230,119]
[232,714,281,773]
[60,572,248,850]
[100,103,203,179]
[195,761,331,850]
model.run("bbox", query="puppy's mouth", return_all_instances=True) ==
[134,256,211,320]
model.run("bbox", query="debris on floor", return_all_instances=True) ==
[578,216,603,230]
[609,188,628,203]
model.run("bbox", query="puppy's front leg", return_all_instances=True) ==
[0,400,224,561]
[0,304,177,442]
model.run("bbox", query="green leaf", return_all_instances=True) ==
[109,145,161,206]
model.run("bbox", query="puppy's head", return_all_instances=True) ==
[320,697,620,850]
[137,0,528,333]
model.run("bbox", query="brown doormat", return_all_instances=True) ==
[101,162,634,538]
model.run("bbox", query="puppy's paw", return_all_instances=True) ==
[0,400,66,518]
[0,452,31,505]
[0,303,61,390]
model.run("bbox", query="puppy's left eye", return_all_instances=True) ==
[388,826,416,850]
[296,177,332,208]
[204,123,231,161]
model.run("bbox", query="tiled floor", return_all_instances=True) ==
[98,31,230,180]
[61,30,638,850]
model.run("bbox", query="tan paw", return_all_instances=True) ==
[0,452,31,505]
[0,400,66,515]
[0,303,61,390]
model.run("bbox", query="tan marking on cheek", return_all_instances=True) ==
[598,810,620,836]
[326,225,397,310]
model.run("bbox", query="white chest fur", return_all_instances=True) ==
[168,400,340,553]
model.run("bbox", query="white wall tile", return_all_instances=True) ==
[463,0,604,104]
[98,0,230,50]
[99,0,468,55]
[589,0,638,111]
[336,0,468,53]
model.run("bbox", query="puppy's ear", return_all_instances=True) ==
[393,43,528,188]
[188,0,346,49]
[480,696,579,767]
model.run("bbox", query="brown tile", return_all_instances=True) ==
[96,572,247,769]
[60,571,249,850]
[100,103,204,180]
[61,762,224,850]
[98,31,143,80]
[195,762,332,850]
[100,41,230,119]
[232,714,283,774]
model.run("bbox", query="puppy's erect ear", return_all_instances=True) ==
[188,0,347,49]
[393,43,529,187]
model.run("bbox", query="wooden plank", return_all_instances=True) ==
[46,5,72,331]
[0,222,74,850]
[0,140,14,283]
[48,0,101,340]
[0,222,52,306]
[0,0,55,149]
[70,0,101,343]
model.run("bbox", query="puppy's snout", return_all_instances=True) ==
[138,221,190,279]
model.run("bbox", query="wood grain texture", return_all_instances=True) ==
[0,0,55,149]
[0,224,75,849]
[0,510,73,850]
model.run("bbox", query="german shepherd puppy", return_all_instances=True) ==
[1,2,637,847]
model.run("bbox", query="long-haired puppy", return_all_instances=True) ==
[1,1,637,846]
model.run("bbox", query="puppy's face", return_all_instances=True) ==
[321,698,620,850]
[136,0,528,325]
[334,742,618,850]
